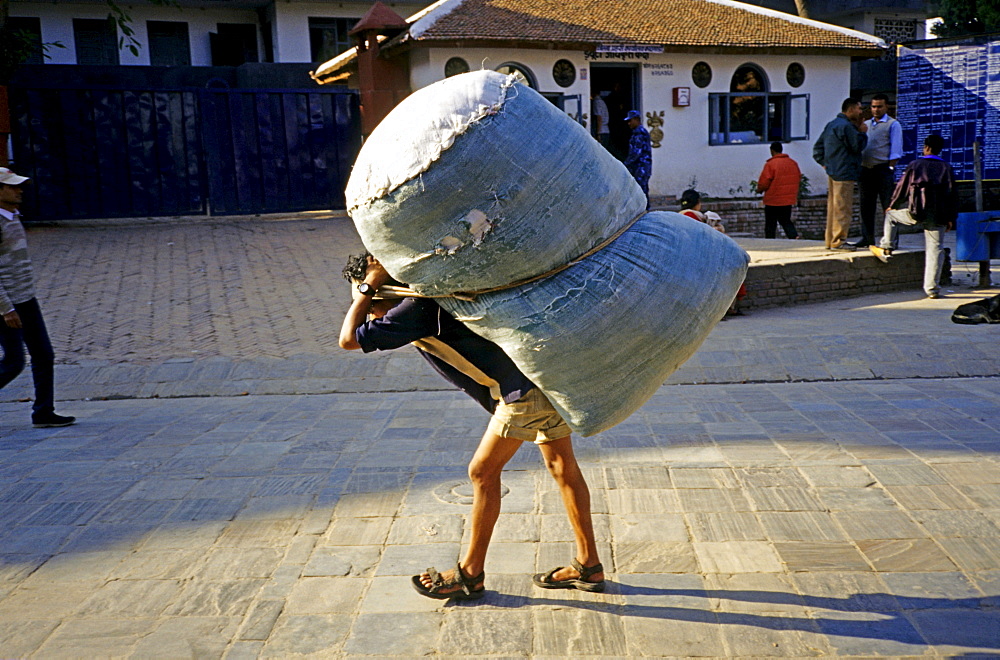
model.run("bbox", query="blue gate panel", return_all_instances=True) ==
[94,92,132,217]
[9,82,360,220]
[257,93,289,212]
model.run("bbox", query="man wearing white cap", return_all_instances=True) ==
[0,167,75,427]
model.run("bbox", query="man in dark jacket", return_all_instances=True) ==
[813,98,868,251]
[624,110,652,208]
[870,134,958,299]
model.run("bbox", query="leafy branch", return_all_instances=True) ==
[106,0,179,58]
[0,28,64,83]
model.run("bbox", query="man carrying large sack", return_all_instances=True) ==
[339,253,605,600]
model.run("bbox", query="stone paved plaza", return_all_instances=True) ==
[1,216,999,658]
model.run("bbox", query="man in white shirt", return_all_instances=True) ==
[590,91,611,150]
[850,93,903,248]
[0,168,75,428]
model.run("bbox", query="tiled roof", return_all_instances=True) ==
[349,1,408,35]
[406,0,884,51]
[312,0,884,84]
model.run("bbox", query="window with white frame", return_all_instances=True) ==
[709,63,809,145]
[309,18,358,62]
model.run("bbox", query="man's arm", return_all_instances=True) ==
[0,236,20,328]
[624,134,638,168]
[888,163,914,210]
[841,121,868,154]
[339,258,391,350]
[888,120,904,166]
[943,164,959,229]
[756,162,773,192]
[812,129,826,167]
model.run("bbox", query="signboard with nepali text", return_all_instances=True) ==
[896,41,1000,181]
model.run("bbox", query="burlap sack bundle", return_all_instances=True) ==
[347,71,748,435]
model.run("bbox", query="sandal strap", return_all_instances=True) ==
[456,562,479,595]
[422,564,484,596]
[571,559,603,579]
[540,566,562,584]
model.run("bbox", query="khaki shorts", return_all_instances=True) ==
[487,388,572,444]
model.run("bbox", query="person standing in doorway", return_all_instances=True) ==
[590,91,611,150]
[0,168,76,428]
[849,93,902,248]
[813,98,868,251]
[756,141,801,239]
[624,110,652,209]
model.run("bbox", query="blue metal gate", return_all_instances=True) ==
[8,84,361,220]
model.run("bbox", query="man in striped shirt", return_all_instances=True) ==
[0,168,75,428]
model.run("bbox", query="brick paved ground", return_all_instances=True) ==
[3,215,998,405]
[1,215,998,658]
[31,214,359,364]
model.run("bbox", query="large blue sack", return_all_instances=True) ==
[347,71,648,295]
[346,71,749,436]
[437,212,747,436]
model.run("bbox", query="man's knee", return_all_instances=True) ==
[468,457,504,486]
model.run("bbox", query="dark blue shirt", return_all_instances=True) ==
[625,125,652,183]
[355,297,535,413]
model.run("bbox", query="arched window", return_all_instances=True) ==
[445,57,470,77]
[730,64,769,93]
[496,62,537,89]
[710,63,809,145]
[728,64,768,143]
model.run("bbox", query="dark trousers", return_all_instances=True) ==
[764,205,798,239]
[635,177,650,210]
[858,164,894,244]
[0,298,55,414]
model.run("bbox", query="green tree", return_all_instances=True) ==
[932,0,1000,37]
[0,1,66,83]
[1,0,174,81]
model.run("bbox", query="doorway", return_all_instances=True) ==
[590,64,639,161]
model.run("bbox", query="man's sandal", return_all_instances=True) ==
[411,563,486,601]
[532,559,605,593]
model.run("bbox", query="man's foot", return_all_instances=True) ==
[846,240,870,248]
[869,245,892,263]
[411,563,485,600]
[976,275,993,289]
[32,412,76,428]
[533,559,605,592]
[831,243,856,251]
[927,292,941,299]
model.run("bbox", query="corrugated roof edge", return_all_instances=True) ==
[409,0,466,39]
[706,0,887,49]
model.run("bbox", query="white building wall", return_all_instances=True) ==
[638,53,848,198]
[13,2,260,65]
[270,1,428,63]
[11,1,431,65]
[413,48,851,198]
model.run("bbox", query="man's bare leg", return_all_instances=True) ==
[418,430,522,594]
[538,436,604,583]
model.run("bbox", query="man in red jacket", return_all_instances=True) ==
[756,142,801,239]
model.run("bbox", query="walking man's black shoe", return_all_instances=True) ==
[32,412,76,428]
